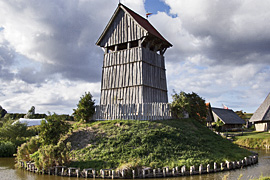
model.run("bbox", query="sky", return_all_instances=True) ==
[0,0,269,115]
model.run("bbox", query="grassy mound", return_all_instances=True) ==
[234,131,270,149]
[65,119,251,170]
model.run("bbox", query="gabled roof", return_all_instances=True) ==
[206,102,214,122]
[212,107,245,125]
[96,3,172,47]
[250,93,270,122]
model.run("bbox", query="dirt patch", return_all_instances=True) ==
[64,127,104,150]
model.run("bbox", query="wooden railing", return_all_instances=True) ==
[93,103,171,120]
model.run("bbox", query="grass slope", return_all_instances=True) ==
[65,119,251,170]
[234,131,270,149]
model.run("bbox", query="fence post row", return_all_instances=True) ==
[94,103,172,120]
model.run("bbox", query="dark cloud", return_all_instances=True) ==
[0,43,15,81]
[1,0,118,84]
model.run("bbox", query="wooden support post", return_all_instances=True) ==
[61,167,65,176]
[102,169,105,178]
[122,170,125,178]
[163,168,166,177]
[199,164,203,174]
[244,157,248,166]
[85,170,88,178]
[237,161,241,168]
[112,170,115,179]
[132,170,135,179]
[181,165,186,175]
[220,163,224,171]
[207,164,210,173]
[55,167,57,175]
[166,167,169,174]
[226,161,230,169]
[214,162,217,172]
[68,169,71,177]
[142,169,145,178]
[93,169,96,178]
[153,169,156,178]
[190,166,194,175]
[232,161,236,169]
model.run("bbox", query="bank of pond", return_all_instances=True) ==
[18,154,258,178]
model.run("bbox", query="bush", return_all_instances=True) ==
[39,113,71,145]
[0,141,16,157]
[33,141,71,169]
[16,137,41,162]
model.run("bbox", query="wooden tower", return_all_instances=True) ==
[96,3,172,108]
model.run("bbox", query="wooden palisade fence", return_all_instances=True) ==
[93,103,171,120]
[19,155,258,178]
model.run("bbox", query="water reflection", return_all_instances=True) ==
[0,150,269,180]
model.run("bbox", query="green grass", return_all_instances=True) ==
[65,119,251,170]
[234,131,270,149]
[244,113,253,119]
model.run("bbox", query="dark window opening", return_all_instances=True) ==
[118,43,127,51]
[130,40,139,48]
[107,46,115,53]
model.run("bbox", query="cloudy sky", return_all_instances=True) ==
[0,0,269,114]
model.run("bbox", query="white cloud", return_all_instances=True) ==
[0,0,269,114]
[0,78,100,114]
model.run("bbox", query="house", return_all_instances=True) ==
[212,107,245,131]
[206,102,214,127]
[249,93,270,132]
[13,118,46,127]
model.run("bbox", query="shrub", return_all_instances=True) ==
[0,141,16,157]
[39,113,71,145]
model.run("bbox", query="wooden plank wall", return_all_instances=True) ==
[100,47,143,105]
[100,47,168,105]
[99,9,147,47]
[141,48,168,103]
[93,103,172,120]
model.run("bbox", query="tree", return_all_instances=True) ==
[73,92,95,122]
[171,91,207,122]
[171,91,190,119]
[24,106,35,119]
[0,106,7,118]
[39,113,71,145]
[0,121,34,143]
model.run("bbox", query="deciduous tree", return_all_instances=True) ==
[171,91,207,122]
[73,92,95,122]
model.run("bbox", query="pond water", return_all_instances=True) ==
[1,150,269,180]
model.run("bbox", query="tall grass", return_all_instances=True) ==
[67,119,251,170]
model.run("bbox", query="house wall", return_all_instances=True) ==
[255,122,270,132]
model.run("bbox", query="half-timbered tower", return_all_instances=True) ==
[95,4,172,120]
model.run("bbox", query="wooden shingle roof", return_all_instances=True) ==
[96,3,172,48]
[212,107,245,125]
[250,93,270,122]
